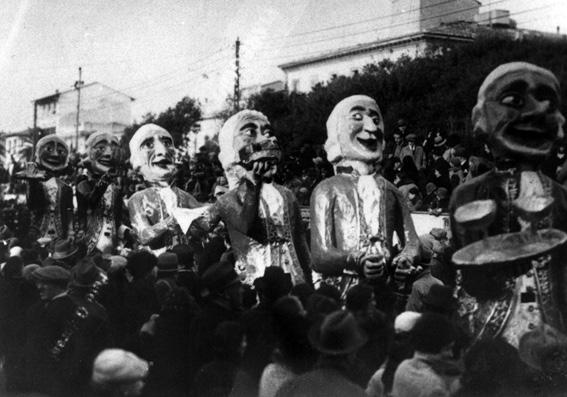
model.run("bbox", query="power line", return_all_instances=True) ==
[253,0,513,54]
[249,2,560,64]
[253,0,474,42]
[80,51,233,103]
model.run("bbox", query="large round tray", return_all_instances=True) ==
[452,228,567,269]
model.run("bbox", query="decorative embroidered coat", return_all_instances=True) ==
[450,169,567,346]
[310,172,420,296]
[202,180,311,286]
[128,186,202,255]
[27,177,74,242]
[76,175,123,255]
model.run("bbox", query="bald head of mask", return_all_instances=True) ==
[325,95,384,165]
[129,124,176,185]
[472,62,565,162]
[35,135,69,173]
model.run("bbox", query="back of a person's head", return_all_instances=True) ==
[316,283,341,305]
[171,244,194,269]
[291,282,314,308]
[345,283,374,313]
[126,250,157,280]
[3,255,24,279]
[212,321,245,359]
[306,293,340,324]
[411,312,455,354]
[273,296,315,371]
[460,338,523,396]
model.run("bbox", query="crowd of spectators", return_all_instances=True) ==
[1,234,566,397]
[1,123,567,396]
[382,120,567,214]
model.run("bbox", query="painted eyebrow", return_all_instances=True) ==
[349,106,366,112]
[239,123,258,131]
[499,80,528,93]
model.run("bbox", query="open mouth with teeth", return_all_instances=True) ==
[152,158,173,169]
[98,157,113,167]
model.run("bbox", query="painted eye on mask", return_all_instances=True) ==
[141,138,154,150]
[372,117,380,125]
[500,93,524,108]
[351,113,363,121]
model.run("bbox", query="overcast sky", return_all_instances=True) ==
[0,0,565,132]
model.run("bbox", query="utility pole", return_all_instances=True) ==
[74,66,84,150]
[234,37,241,112]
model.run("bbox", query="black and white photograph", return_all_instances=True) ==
[1,0,567,396]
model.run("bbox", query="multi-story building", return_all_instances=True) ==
[279,0,482,93]
[33,82,134,152]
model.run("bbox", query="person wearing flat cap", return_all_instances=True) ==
[399,133,426,171]
[24,259,112,397]
[154,252,180,306]
[275,310,367,397]
[24,265,70,393]
[90,348,150,396]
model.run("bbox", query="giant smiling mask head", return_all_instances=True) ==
[35,135,69,173]
[472,62,565,162]
[325,95,385,164]
[129,124,176,185]
[219,110,281,187]
[86,131,120,175]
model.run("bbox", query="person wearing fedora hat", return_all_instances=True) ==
[76,131,124,256]
[51,238,79,269]
[275,310,367,397]
[15,135,74,243]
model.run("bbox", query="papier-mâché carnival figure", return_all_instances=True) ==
[216,110,312,285]
[76,131,123,255]
[127,124,204,255]
[310,95,420,298]
[16,135,74,243]
[450,62,567,347]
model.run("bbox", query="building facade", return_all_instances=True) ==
[33,82,134,152]
[279,0,481,93]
